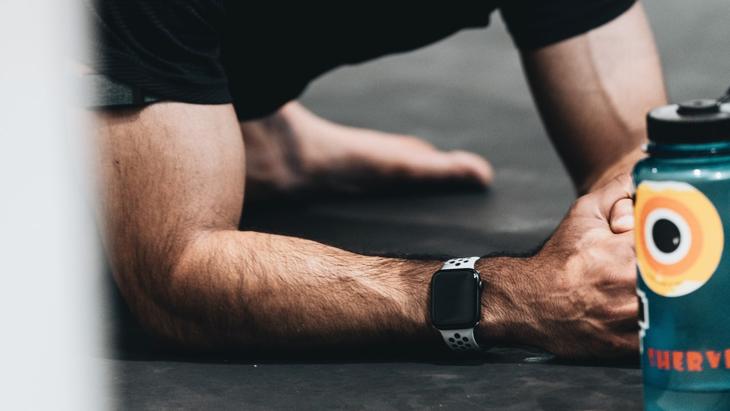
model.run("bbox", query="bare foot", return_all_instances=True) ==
[240,101,493,200]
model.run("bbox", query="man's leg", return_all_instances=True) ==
[241,101,493,199]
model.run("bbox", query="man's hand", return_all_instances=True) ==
[480,175,638,358]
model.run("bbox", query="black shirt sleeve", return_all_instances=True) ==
[499,0,637,50]
[86,0,232,105]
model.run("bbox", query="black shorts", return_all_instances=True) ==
[84,1,635,120]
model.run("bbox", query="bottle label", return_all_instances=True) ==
[635,180,730,391]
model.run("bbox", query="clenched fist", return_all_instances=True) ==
[478,175,639,358]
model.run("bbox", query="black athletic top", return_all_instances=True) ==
[85,0,636,120]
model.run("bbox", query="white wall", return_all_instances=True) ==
[0,0,103,409]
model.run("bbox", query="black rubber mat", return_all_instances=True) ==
[104,1,730,409]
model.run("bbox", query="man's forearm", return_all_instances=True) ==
[138,230,440,349]
[128,229,532,351]
[95,94,637,359]
[93,101,527,353]
[109,169,639,359]
[520,2,666,194]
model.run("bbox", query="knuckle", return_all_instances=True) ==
[603,334,632,354]
[614,173,632,186]
[609,173,633,192]
[606,337,621,352]
[570,195,593,216]
[598,303,618,319]
[608,303,634,320]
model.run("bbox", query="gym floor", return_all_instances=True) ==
[103,1,729,409]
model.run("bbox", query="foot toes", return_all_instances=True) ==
[446,150,494,187]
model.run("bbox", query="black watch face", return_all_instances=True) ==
[430,269,481,330]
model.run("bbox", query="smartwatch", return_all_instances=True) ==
[429,256,483,351]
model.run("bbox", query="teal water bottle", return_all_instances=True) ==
[634,93,730,410]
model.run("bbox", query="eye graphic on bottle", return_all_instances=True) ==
[644,208,692,266]
[635,181,723,297]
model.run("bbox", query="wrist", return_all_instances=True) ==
[394,259,444,343]
[582,146,646,194]
[475,255,538,345]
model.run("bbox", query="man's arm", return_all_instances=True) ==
[93,102,637,357]
[520,2,667,194]
[93,102,445,350]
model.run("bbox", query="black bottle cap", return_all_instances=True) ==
[647,99,730,144]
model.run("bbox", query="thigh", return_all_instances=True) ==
[91,102,244,306]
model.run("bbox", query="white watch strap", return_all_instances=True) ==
[441,328,480,352]
[442,256,480,270]
[438,256,482,352]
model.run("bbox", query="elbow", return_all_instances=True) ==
[111,262,222,351]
